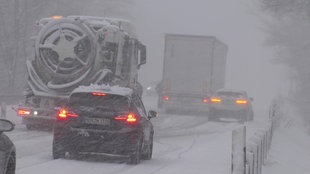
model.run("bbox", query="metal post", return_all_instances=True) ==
[1,102,6,119]
[232,126,246,174]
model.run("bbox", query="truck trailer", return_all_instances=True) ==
[159,34,228,114]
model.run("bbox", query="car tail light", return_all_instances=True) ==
[92,92,107,96]
[203,98,208,103]
[163,95,169,101]
[235,99,248,104]
[211,97,221,103]
[57,108,78,120]
[17,108,31,116]
[115,113,138,124]
[52,16,62,19]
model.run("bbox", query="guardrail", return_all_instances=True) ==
[231,95,285,174]
[231,117,276,174]
[245,121,273,174]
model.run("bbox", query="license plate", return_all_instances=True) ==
[84,118,110,125]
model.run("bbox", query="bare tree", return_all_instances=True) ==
[259,0,310,123]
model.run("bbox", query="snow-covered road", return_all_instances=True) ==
[5,96,269,174]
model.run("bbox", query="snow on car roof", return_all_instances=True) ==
[71,84,133,97]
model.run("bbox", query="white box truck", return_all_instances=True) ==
[159,34,228,114]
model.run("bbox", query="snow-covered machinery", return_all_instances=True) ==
[17,16,146,129]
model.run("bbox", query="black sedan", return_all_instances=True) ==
[0,119,15,174]
[53,85,157,164]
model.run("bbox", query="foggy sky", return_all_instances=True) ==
[132,0,287,110]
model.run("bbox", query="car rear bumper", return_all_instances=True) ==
[209,107,249,119]
[54,127,141,156]
[162,102,209,113]
[22,116,55,127]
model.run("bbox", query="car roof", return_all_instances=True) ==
[71,84,133,97]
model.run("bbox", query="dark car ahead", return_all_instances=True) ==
[53,85,157,164]
[209,89,254,122]
[0,119,15,174]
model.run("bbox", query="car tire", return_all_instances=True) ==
[26,124,34,130]
[209,109,217,121]
[6,153,15,174]
[239,111,248,123]
[53,140,65,159]
[141,134,153,160]
[128,138,142,165]
[248,111,254,121]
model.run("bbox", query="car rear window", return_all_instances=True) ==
[69,92,129,111]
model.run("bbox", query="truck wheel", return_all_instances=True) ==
[53,140,65,159]
[69,150,79,159]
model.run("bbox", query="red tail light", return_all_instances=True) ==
[115,113,138,123]
[163,96,169,101]
[92,92,107,96]
[203,98,208,103]
[57,108,78,120]
[17,108,31,116]
[211,97,221,103]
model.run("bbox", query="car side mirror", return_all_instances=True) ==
[147,110,157,120]
[0,119,14,132]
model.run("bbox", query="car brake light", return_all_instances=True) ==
[126,114,137,123]
[52,16,62,19]
[163,96,169,101]
[115,113,137,123]
[92,92,107,96]
[211,97,221,103]
[235,99,248,104]
[18,108,31,116]
[203,98,208,103]
[57,108,78,120]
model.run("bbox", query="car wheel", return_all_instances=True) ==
[26,124,34,130]
[128,138,142,165]
[53,140,65,159]
[68,148,80,159]
[239,111,248,123]
[6,153,15,174]
[248,111,254,121]
[142,134,153,160]
[209,109,217,121]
